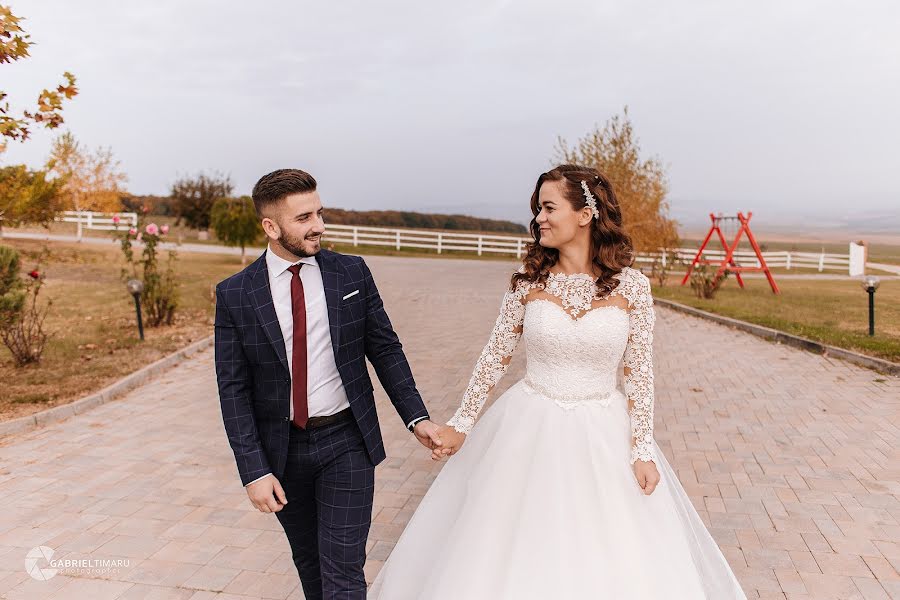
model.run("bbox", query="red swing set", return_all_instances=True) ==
[680,211,780,295]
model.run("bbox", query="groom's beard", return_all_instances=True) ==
[278,230,321,258]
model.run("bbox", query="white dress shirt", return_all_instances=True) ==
[267,247,351,421]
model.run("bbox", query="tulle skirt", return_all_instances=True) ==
[369,379,747,599]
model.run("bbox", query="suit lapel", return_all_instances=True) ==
[245,252,290,374]
[316,250,344,357]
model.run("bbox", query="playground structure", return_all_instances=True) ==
[680,212,780,295]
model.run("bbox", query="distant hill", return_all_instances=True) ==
[122,195,528,235]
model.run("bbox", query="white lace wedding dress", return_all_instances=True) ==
[369,267,747,599]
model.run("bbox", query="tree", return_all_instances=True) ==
[46,131,127,212]
[170,172,233,231]
[210,196,261,264]
[1,5,78,154]
[555,107,680,255]
[0,165,64,235]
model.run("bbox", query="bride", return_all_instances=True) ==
[369,165,747,599]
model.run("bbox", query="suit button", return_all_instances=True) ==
[284,416,289,421]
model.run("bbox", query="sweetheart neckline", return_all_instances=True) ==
[526,297,628,323]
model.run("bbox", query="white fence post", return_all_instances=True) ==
[818,252,825,272]
[477,236,483,256]
[786,252,792,270]
[353,227,358,247]
[437,232,443,254]
[516,238,522,259]
[849,242,865,276]
[395,230,401,251]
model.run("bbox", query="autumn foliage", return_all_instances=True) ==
[555,107,680,255]
[0,5,78,153]
[46,132,127,212]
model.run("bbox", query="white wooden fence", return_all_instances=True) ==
[53,214,861,274]
[641,248,854,273]
[322,224,528,257]
[323,224,860,274]
[59,210,138,240]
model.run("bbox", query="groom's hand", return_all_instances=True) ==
[412,419,443,452]
[431,425,466,461]
[246,475,288,513]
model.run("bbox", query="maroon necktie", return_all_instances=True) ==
[286,264,309,429]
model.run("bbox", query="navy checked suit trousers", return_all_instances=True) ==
[276,419,375,600]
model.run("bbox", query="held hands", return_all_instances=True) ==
[412,419,463,460]
[430,425,466,461]
[413,419,444,453]
[246,474,288,513]
[633,460,660,495]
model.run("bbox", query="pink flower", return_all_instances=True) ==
[28,270,40,279]
[145,223,160,236]
[160,224,169,235]
[128,228,138,236]
[112,215,121,224]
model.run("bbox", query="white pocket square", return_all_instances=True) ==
[342,290,360,300]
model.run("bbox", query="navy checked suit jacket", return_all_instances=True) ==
[214,249,430,486]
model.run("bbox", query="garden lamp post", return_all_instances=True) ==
[860,275,879,336]
[126,279,145,341]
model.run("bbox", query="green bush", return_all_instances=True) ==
[0,245,25,328]
[0,245,52,365]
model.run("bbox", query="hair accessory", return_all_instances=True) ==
[580,180,600,220]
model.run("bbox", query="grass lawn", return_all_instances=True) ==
[651,273,900,363]
[0,239,243,422]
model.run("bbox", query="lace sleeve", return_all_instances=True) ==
[447,281,529,434]
[622,269,657,464]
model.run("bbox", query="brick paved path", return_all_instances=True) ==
[0,255,897,599]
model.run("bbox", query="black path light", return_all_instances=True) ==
[126,279,145,341]
[860,275,880,336]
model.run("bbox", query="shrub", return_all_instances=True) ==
[689,261,729,299]
[117,222,178,327]
[0,245,53,366]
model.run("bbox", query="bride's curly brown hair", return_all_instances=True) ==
[510,164,635,297]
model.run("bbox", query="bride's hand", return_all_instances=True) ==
[633,460,660,495]
[431,426,466,460]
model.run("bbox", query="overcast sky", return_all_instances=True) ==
[3,0,898,231]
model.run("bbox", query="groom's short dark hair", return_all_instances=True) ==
[251,169,317,217]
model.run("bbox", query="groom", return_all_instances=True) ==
[214,168,443,599]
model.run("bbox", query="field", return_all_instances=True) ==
[652,273,900,362]
[0,239,238,421]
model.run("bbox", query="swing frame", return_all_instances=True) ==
[680,211,780,294]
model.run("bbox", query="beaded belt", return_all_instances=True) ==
[522,376,614,409]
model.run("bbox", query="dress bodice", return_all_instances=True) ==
[446,266,657,464]
[521,299,630,408]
